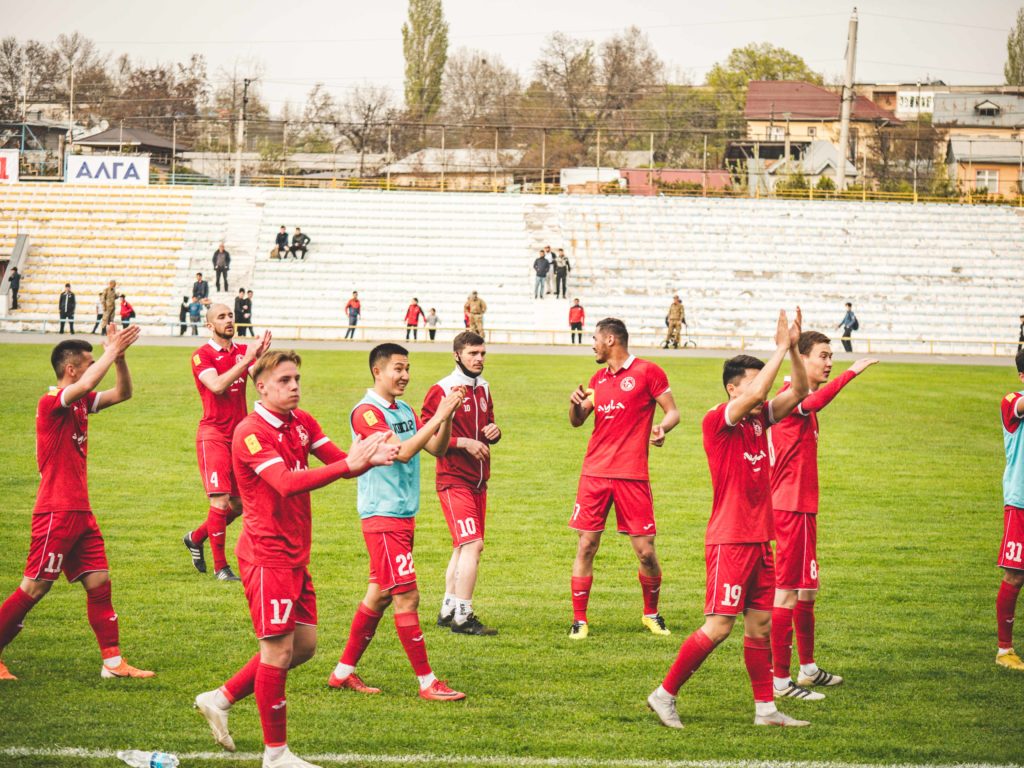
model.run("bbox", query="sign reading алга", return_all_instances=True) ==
[66,155,150,185]
[0,149,19,184]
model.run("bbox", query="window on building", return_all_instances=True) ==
[768,126,784,141]
[976,169,999,194]
[807,126,817,137]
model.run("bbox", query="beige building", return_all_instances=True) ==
[946,137,1024,197]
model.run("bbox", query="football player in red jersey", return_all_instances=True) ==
[0,326,155,681]
[193,350,397,768]
[182,303,271,581]
[566,318,679,639]
[423,331,501,635]
[769,331,877,698]
[648,309,812,729]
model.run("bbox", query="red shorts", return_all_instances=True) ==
[999,505,1024,571]
[438,485,486,547]
[238,558,317,639]
[24,510,109,583]
[773,509,819,590]
[704,543,776,616]
[362,517,417,594]
[569,475,656,536]
[197,436,238,497]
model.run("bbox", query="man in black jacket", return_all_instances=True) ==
[553,248,571,299]
[192,272,209,302]
[234,288,248,336]
[289,228,310,260]
[179,296,190,335]
[8,267,19,309]
[58,283,76,333]
[212,244,231,291]
[274,226,289,258]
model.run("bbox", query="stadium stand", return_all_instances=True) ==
[2,184,1023,353]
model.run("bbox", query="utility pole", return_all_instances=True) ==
[67,64,75,154]
[234,77,251,187]
[836,7,858,191]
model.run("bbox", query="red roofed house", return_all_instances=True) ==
[744,80,901,163]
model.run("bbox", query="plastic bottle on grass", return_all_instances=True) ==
[116,750,179,768]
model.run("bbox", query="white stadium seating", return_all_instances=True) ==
[2,183,1022,354]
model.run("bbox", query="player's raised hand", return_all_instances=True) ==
[481,423,501,442]
[438,387,465,419]
[850,358,879,374]
[461,438,490,461]
[105,322,140,358]
[650,424,666,447]
[774,310,790,350]
[244,330,273,362]
[346,432,399,473]
[788,306,803,348]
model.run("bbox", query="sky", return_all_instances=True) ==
[4,0,1021,115]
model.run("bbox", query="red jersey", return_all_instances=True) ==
[192,340,250,441]
[33,387,100,514]
[581,356,670,481]
[702,401,775,545]
[233,402,333,567]
[569,305,585,324]
[404,304,424,325]
[422,369,496,489]
[769,370,857,514]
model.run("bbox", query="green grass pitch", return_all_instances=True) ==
[0,343,1021,767]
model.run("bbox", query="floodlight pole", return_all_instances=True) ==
[234,78,251,187]
[836,8,858,191]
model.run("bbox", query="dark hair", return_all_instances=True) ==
[798,330,831,355]
[1017,349,1024,374]
[453,331,485,353]
[64,283,71,288]
[51,339,93,377]
[723,354,764,390]
[369,343,408,374]
[595,317,628,345]
[845,302,852,308]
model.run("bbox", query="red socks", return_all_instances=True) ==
[340,603,383,667]
[190,521,209,545]
[771,606,795,678]
[998,581,1021,649]
[86,581,119,652]
[255,662,288,747]
[206,506,230,572]
[662,629,715,696]
[223,653,260,703]
[639,572,662,616]
[794,599,816,665]
[743,635,773,703]
[571,576,592,623]
[0,588,41,651]
[394,611,431,676]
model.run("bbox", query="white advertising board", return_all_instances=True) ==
[66,155,150,185]
[0,149,19,184]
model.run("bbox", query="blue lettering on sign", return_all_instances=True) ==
[393,419,415,435]
[72,159,144,180]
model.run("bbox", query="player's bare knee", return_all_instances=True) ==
[79,570,110,590]
[774,588,798,609]
[635,548,658,571]
[797,588,817,602]
[701,616,734,645]
[1003,568,1024,587]
[393,589,419,613]
[210,494,231,510]
[19,577,52,600]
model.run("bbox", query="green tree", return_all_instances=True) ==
[402,0,448,122]
[706,42,823,113]
[1005,8,1024,85]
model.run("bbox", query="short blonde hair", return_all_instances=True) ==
[253,349,301,381]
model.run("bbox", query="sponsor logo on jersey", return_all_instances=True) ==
[296,423,309,446]
[744,450,767,469]
[597,400,626,415]
[245,434,262,454]
[620,376,636,392]
[394,418,415,435]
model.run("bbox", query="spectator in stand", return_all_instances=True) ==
[533,250,550,299]
[188,296,203,335]
[345,291,361,340]
[837,302,858,352]
[1018,314,1024,354]
[212,243,231,291]
[544,245,555,294]
[290,227,311,260]
[93,292,105,334]
[274,226,289,258]
[192,272,209,303]
[245,290,254,332]
[234,288,246,334]
[58,283,76,334]
[554,248,571,299]
[119,295,135,329]
[101,280,118,326]
[405,297,425,340]
[7,266,19,309]
[179,295,190,336]
[569,298,585,344]
[466,291,487,335]
[425,307,440,341]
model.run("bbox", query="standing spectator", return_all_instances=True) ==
[290,227,310,260]
[58,283,76,334]
[544,245,555,294]
[274,225,289,258]
[245,290,254,333]
[179,295,190,336]
[92,292,105,334]
[101,280,118,326]
[233,288,246,334]
[466,291,487,335]
[345,291,361,340]
[405,297,425,340]
[188,296,202,335]
[1018,314,1024,353]
[119,295,135,328]
[212,243,231,292]
[192,272,209,302]
[837,302,858,352]
[425,308,440,341]
[569,298,585,344]
[554,248,571,299]
[663,295,686,349]
[7,266,19,309]
[533,250,549,299]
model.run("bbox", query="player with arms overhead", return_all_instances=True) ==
[769,331,877,698]
[423,331,501,635]
[182,303,272,581]
[193,350,397,768]
[648,309,812,729]
[995,349,1024,671]
[328,343,467,700]
[0,327,154,681]
[567,318,680,639]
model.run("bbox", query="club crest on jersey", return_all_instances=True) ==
[235,354,244,364]
[753,421,763,437]
[478,395,488,412]
[296,424,310,446]
[620,376,636,392]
